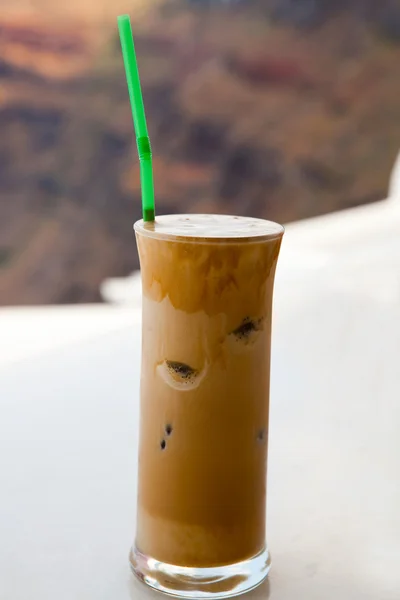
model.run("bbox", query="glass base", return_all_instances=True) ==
[129,545,271,599]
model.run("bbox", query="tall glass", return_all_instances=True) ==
[130,214,283,598]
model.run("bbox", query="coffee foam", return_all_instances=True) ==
[135,214,284,242]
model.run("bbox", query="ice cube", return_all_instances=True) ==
[156,359,208,391]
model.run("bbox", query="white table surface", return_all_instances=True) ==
[1,199,400,600]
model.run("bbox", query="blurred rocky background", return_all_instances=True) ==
[1,0,399,304]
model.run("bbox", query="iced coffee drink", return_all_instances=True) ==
[131,214,283,598]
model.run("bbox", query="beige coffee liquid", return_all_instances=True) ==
[134,215,283,568]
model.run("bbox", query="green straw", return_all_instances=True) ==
[118,15,155,222]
